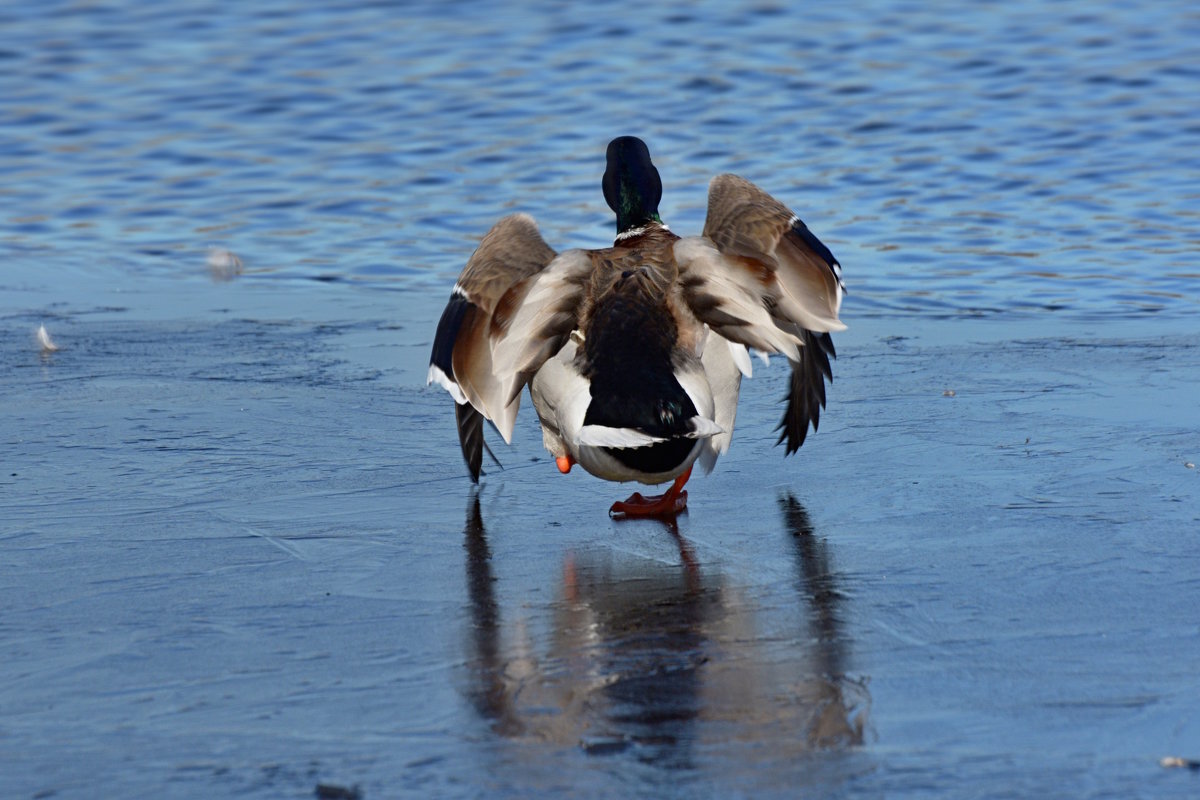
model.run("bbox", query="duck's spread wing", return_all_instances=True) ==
[699,173,844,334]
[429,214,583,480]
[676,173,846,455]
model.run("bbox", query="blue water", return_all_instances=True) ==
[3,0,1197,318]
[3,1,1200,798]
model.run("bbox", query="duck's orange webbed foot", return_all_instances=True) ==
[609,489,688,518]
[609,467,692,518]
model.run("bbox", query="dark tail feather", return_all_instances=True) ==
[456,402,502,482]
[776,330,836,455]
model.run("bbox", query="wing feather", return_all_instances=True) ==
[427,214,560,476]
[701,173,845,334]
[777,329,837,455]
[680,173,846,457]
[674,237,805,360]
[489,249,592,405]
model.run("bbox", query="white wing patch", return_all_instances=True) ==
[427,364,467,405]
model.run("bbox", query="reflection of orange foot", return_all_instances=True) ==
[609,467,692,518]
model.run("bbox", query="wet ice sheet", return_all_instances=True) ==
[3,290,1198,798]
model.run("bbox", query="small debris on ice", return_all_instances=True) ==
[37,324,59,353]
[207,247,244,282]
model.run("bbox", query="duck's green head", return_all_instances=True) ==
[602,136,663,237]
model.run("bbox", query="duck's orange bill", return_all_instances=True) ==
[556,455,574,474]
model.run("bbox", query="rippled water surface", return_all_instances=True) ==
[4,0,1198,318]
[3,1,1199,798]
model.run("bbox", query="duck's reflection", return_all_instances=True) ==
[460,492,868,763]
[461,490,521,736]
[779,493,863,748]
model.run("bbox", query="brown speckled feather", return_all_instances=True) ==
[701,173,844,334]
[457,214,556,308]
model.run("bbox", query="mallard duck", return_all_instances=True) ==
[428,136,845,516]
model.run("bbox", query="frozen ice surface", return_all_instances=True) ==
[3,276,1198,798]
